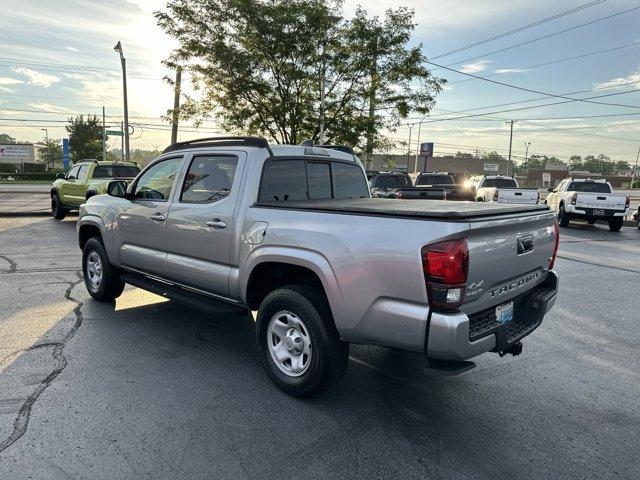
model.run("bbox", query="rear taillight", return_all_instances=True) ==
[625,195,630,210]
[549,223,560,269]
[493,190,499,201]
[421,239,469,310]
[570,193,577,206]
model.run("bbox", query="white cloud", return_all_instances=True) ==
[65,46,79,52]
[29,102,76,114]
[0,77,23,86]
[0,87,14,93]
[12,67,61,87]
[593,69,640,90]
[460,60,490,74]
[494,68,524,74]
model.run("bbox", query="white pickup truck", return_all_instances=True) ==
[545,178,629,231]
[468,175,540,204]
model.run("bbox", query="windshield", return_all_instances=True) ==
[372,174,411,189]
[93,165,141,178]
[568,182,611,193]
[415,174,454,186]
[482,178,517,188]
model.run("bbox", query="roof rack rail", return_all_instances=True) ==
[162,136,272,154]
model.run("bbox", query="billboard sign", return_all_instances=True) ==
[483,163,499,172]
[0,144,34,164]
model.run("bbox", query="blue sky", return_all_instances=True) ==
[0,0,639,164]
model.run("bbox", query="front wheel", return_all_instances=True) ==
[608,219,623,232]
[256,285,349,397]
[51,194,65,220]
[558,205,570,227]
[82,237,125,301]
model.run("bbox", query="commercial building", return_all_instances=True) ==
[368,154,510,177]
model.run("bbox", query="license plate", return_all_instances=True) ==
[593,209,605,216]
[496,301,514,324]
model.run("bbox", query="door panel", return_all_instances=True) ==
[165,153,245,296]
[116,157,184,276]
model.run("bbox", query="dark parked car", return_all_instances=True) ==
[370,172,412,198]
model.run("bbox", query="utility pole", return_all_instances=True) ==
[102,106,107,162]
[406,124,413,172]
[631,145,640,189]
[506,120,516,176]
[114,41,130,161]
[414,120,423,173]
[171,66,182,145]
[524,141,531,181]
[318,32,327,145]
[40,128,48,171]
[120,121,124,162]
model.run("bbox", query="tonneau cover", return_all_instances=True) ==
[254,198,550,219]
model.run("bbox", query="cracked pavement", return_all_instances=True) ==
[0,216,638,479]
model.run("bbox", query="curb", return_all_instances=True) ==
[0,211,51,217]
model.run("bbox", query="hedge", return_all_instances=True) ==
[0,172,58,181]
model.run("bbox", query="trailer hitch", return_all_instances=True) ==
[499,341,523,357]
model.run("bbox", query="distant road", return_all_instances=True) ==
[0,183,50,194]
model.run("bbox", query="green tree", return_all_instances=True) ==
[66,115,105,162]
[568,154,582,170]
[155,0,443,166]
[482,151,504,161]
[38,138,63,169]
[0,133,16,144]
[455,151,474,159]
[525,154,546,170]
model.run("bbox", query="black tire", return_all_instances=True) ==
[586,218,596,225]
[51,193,66,220]
[558,205,570,227]
[256,284,349,397]
[82,237,125,302]
[608,219,623,232]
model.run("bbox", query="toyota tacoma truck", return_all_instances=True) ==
[468,175,540,204]
[545,178,630,231]
[396,173,475,201]
[51,160,140,220]
[77,137,559,397]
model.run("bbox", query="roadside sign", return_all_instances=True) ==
[484,163,499,172]
[420,142,434,157]
[542,172,551,185]
[62,138,70,169]
[105,130,123,136]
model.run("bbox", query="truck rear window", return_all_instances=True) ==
[568,182,611,193]
[415,174,454,186]
[482,178,517,188]
[259,160,368,201]
[93,165,141,178]
[371,174,411,189]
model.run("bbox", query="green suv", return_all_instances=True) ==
[50,160,140,220]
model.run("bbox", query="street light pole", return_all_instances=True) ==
[406,124,413,172]
[40,128,49,171]
[414,120,423,173]
[114,41,130,162]
[524,141,531,181]
[506,120,516,176]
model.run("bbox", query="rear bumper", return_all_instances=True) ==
[565,205,628,218]
[427,270,558,361]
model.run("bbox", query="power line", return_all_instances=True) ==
[437,5,640,68]
[428,61,640,109]
[447,41,640,85]
[431,0,608,60]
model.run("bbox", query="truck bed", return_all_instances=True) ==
[254,198,550,220]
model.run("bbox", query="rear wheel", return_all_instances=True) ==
[51,194,66,220]
[608,218,623,232]
[256,284,348,397]
[82,237,124,301]
[586,218,596,225]
[558,205,570,227]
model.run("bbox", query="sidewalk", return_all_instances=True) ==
[0,193,50,216]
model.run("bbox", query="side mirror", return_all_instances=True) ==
[56,172,65,179]
[547,188,554,192]
[107,180,129,198]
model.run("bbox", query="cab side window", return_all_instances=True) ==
[181,155,238,203]
[77,165,89,180]
[133,157,183,201]
[66,166,80,180]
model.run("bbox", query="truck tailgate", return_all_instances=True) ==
[463,210,556,315]
[575,193,627,211]
[497,188,539,204]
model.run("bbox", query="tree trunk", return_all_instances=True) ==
[364,39,378,171]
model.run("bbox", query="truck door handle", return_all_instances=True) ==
[206,219,227,229]
[150,213,166,222]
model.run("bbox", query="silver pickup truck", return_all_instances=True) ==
[78,137,559,397]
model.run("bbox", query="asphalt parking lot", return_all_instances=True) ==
[0,216,638,479]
